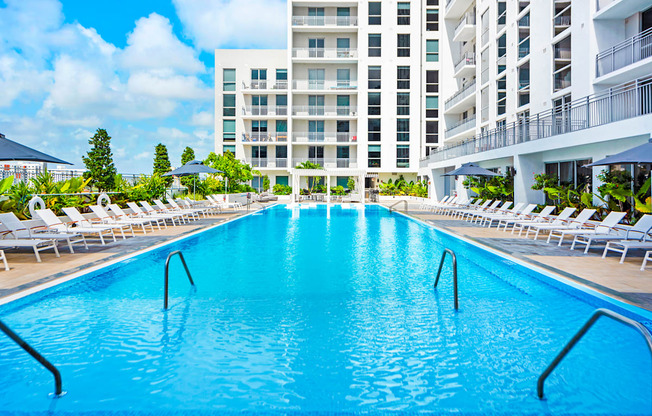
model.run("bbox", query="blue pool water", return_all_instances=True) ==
[0,205,651,415]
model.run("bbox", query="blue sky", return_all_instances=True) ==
[0,0,286,173]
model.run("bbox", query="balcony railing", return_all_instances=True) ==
[292,132,358,143]
[250,158,288,169]
[241,81,288,90]
[445,81,476,109]
[554,14,571,27]
[554,67,571,90]
[291,158,358,169]
[241,106,288,116]
[291,16,358,27]
[554,47,571,59]
[421,75,652,164]
[292,106,357,116]
[454,52,476,74]
[292,48,358,59]
[292,80,357,91]
[454,12,476,38]
[596,28,652,77]
[241,132,288,143]
[445,116,476,139]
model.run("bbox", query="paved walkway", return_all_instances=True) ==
[0,207,261,301]
[402,208,652,311]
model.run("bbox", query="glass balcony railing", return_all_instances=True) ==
[596,27,652,77]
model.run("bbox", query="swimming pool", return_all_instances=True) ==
[0,204,651,415]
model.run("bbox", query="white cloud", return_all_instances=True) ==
[0,52,52,107]
[120,13,204,74]
[190,111,214,127]
[172,0,286,50]
[127,70,212,100]
[134,151,151,160]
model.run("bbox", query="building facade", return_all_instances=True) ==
[420,0,652,203]
[215,0,442,195]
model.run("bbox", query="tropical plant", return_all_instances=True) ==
[262,175,270,192]
[204,151,257,193]
[296,161,324,195]
[82,128,117,191]
[463,174,514,201]
[378,176,428,197]
[347,176,355,191]
[330,185,346,196]
[273,184,292,195]
[153,143,173,186]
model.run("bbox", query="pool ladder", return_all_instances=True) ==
[164,250,195,310]
[537,308,652,399]
[0,319,64,397]
[434,248,458,310]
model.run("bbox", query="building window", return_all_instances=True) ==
[545,159,592,192]
[397,145,410,168]
[368,145,381,168]
[426,96,438,118]
[251,69,267,89]
[398,2,410,25]
[276,120,287,141]
[223,69,235,91]
[276,146,288,165]
[252,120,268,141]
[426,9,439,31]
[276,69,287,88]
[223,94,235,117]
[223,145,235,154]
[337,68,350,88]
[368,66,381,89]
[426,70,438,93]
[369,2,381,25]
[397,66,410,89]
[497,33,506,74]
[554,36,571,92]
[223,120,235,142]
[426,40,439,62]
[426,121,438,143]
[497,76,506,115]
[337,120,350,141]
[276,95,287,115]
[276,175,289,186]
[397,119,410,141]
[368,119,381,141]
[397,34,410,57]
[368,34,381,57]
[397,92,410,115]
[497,1,507,29]
[368,92,381,115]
[427,0,439,4]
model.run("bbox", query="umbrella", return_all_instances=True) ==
[443,162,500,177]
[163,160,224,198]
[0,134,71,164]
[584,141,652,167]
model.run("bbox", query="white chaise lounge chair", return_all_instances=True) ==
[57,208,119,245]
[0,212,86,254]
[572,214,652,254]
[107,204,157,233]
[547,211,626,247]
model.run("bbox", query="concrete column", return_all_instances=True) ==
[327,175,331,202]
[429,167,445,201]
[514,153,544,204]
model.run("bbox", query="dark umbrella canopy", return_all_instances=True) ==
[584,142,652,167]
[443,162,500,177]
[162,160,223,177]
[0,134,72,164]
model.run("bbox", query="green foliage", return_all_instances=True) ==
[330,185,346,196]
[596,169,633,212]
[347,176,355,191]
[82,128,117,191]
[153,143,173,186]
[379,176,428,197]
[204,151,256,193]
[180,146,196,188]
[262,175,270,192]
[296,160,323,170]
[273,184,292,195]
[463,173,513,201]
[127,174,167,202]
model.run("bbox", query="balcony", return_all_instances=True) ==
[595,28,652,84]
[291,158,358,169]
[445,116,476,140]
[292,132,358,143]
[595,0,652,20]
[250,158,288,169]
[445,0,474,19]
[422,75,652,165]
[554,66,571,91]
[292,48,358,62]
[292,106,357,117]
[444,81,476,114]
[453,12,476,43]
[241,106,288,117]
[241,81,288,92]
[453,52,476,79]
[292,80,357,92]
[291,15,358,30]
[241,132,288,143]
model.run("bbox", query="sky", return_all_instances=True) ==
[0,0,287,174]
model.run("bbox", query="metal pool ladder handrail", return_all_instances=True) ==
[389,200,409,212]
[0,319,64,397]
[164,250,195,310]
[433,248,458,310]
[537,308,652,399]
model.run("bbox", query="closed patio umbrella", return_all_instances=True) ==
[443,162,500,177]
[163,160,223,198]
[0,134,71,165]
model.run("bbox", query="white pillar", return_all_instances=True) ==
[514,154,544,204]
[326,175,331,203]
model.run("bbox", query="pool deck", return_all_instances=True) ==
[400,206,652,311]
[0,206,263,302]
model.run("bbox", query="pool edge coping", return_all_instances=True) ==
[0,205,277,307]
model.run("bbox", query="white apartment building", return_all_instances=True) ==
[215,0,442,196]
[420,0,652,203]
